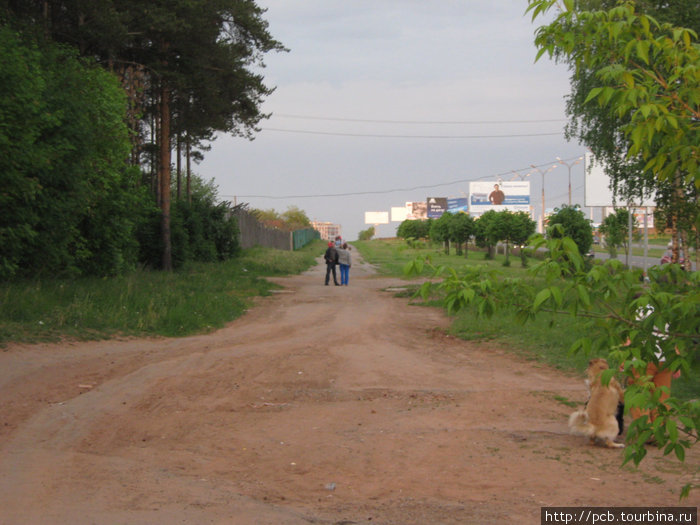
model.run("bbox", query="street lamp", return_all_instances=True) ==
[530,163,558,234]
[556,156,584,206]
[510,170,532,181]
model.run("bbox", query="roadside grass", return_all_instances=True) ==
[0,240,324,345]
[353,238,531,278]
[354,238,699,400]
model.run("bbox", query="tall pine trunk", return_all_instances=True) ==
[176,133,182,200]
[186,135,192,204]
[159,84,173,271]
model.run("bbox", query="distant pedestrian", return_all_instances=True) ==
[324,241,339,286]
[337,243,352,286]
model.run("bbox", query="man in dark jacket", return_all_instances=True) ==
[324,241,339,285]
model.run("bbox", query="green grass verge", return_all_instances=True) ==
[353,238,531,278]
[354,238,698,400]
[0,240,324,345]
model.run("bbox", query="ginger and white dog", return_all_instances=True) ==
[569,358,625,448]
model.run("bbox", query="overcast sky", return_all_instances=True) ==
[200,0,589,240]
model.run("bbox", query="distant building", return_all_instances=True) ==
[312,221,342,242]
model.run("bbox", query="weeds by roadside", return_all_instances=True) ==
[0,240,324,345]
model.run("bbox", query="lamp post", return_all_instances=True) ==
[556,156,584,206]
[530,163,558,234]
[510,170,532,181]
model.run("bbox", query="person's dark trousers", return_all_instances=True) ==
[325,263,339,285]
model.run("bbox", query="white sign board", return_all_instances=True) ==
[365,211,389,225]
[391,206,409,222]
[584,152,656,207]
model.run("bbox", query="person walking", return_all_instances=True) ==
[337,243,352,286]
[324,241,339,286]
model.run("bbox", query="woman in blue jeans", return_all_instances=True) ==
[336,243,352,285]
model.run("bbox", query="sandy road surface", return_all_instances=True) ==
[1,253,697,524]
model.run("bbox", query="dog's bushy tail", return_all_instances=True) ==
[568,409,594,437]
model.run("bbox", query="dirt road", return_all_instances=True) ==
[1,253,697,524]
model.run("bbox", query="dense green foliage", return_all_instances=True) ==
[598,208,634,258]
[547,205,594,256]
[397,219,432,240]
[252,206,312,231]
[429,213,452,253]
[526,2,700,491]
[449,213,476,257]
[530,0,699,268]
[0,27,147,279]
[0,0,284,277]
[357,226,375,241]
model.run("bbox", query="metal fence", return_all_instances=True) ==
[292,228,320,250]
[233,208,319,251]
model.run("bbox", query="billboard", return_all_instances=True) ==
[391,206,409,222]
[605,206,655,229]
[585,152,656,207]
[405,201,427,220]
[447,197,468,213]
[427,197,448,219]
[364,211,389,224]
[469,181,530,216]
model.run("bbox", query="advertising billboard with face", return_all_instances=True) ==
[405,201,427,220]
[469,181,530,216]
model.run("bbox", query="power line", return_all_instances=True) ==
[273,113,568,125]
[262,127,564,139]
[220,157,584,200]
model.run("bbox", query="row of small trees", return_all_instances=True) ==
[397,205,657,265]
[398,208,597,266]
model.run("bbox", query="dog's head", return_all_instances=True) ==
[586,358,609,383]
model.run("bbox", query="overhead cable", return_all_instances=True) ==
[273,113,568,125]
[261,127,564,139]
[221,157,584,200]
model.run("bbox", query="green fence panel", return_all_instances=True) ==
[292,228,320,250]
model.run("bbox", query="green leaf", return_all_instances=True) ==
[678,416,696,430]
[461,288,475,304]
[584,87,603,104]
[681,483,691,499]
[533,288,551,311]
[636,40,650,64]
[621,71,635,88]
[576,284,591,307]
[666,418,679,443]
[550,286,563,308]
[419,281,432,300]
[674,443,685,462]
